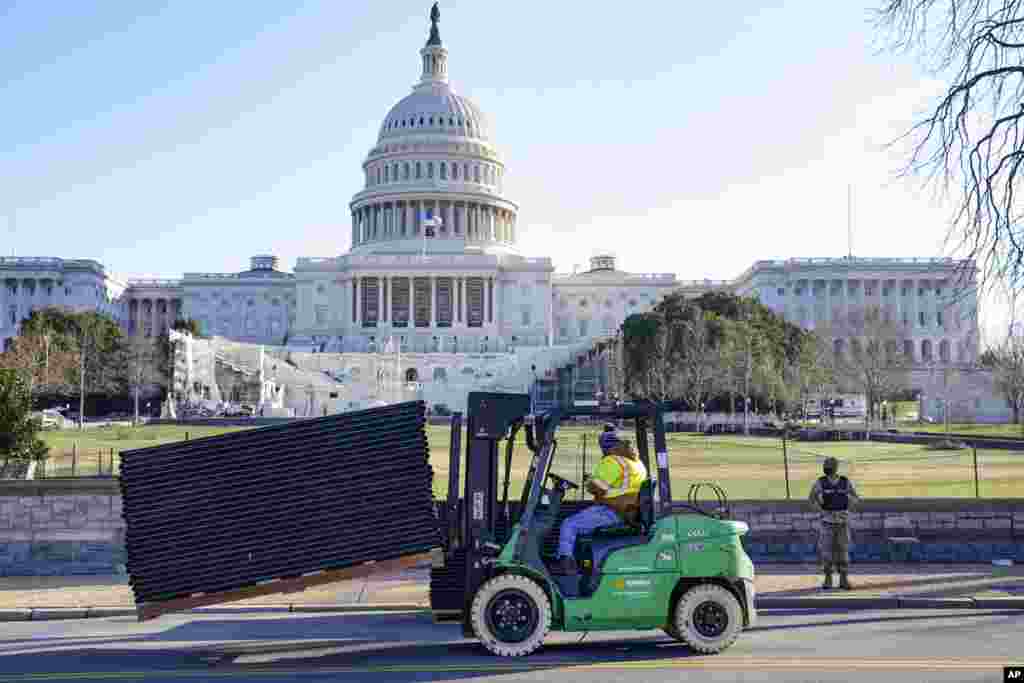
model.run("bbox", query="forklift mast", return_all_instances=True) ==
[460,392,531,610]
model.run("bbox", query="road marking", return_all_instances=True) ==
[8,657,1024,680]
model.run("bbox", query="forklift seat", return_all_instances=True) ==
[587,479,654,539]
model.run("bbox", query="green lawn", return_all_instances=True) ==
[38,423,1024,499]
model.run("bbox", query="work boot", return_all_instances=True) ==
[839,572,853,590]
[821,573,833,590]
[552,556,578,575]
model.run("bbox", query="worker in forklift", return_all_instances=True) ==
[552,430,649,575]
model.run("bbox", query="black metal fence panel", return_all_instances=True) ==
[120,401,441,605]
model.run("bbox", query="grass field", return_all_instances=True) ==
[38,423,1024,499]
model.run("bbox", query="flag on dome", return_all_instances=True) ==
[421,211,442,238]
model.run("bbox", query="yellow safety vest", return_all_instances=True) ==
[597,454,648,499]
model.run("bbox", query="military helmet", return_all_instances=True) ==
[823,456,839,475]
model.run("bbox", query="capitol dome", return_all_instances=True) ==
[377,87,493,144]
[348,3,517,257]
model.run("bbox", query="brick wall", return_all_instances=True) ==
[0,482,1022,575]
[0,481,124,576]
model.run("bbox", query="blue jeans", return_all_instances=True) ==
[557,505,621,557]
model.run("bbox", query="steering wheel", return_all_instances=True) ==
[546,472,580,491]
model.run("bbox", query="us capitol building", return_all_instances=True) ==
[0,5,997,419]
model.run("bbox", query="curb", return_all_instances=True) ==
[6,598,1023,621]
[0,604,430,621]
[756,596,1024,610]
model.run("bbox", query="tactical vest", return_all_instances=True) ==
[819,476,850,511]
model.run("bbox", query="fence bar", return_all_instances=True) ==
[782,434,791,500]
[973,446,980,499]
[72,442,77,478]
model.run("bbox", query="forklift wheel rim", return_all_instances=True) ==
[693,600,729,639]
[484,589,540,644]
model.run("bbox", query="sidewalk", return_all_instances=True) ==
[0,564,1020,614]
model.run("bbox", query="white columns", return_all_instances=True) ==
[403,278,411,329]
[377,275,384,325]
[492,277,500,329]
[458,277,466,325]
[354,278,362,327]
[430,276,437,327]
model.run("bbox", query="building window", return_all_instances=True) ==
[902,287,909,296]
[384,165,389,182]
[559,325,568,339]
[474,165,481,182]
[937,311,944,327]
[416,162,422,179]
[440,162,447,180]
[452,163,459,180]
[376,167,381,184]
[919,311,926,326]
[777,288,785,296]
[392,163,398,180]
[521,306,531,326]
[919,287,925,296]
[403,163,410,180]
[427,162,434,178]
[579,319,589,337]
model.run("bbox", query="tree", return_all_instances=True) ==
[825,305,911,437]
[171,318,201,337]
[122,336,166,425]
[0,369,49,478]
[876,0,1024,296]
[781,332,835,420]
[672,310,726,430]
[985,330,1024,425]
[70,312,127,428]
[621,313,669,400]
[0,309,79,397]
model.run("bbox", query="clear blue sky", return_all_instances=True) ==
[1,2,1001,327]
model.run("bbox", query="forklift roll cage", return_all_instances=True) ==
[443,392,677,624]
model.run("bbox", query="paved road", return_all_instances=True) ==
[0,608,1020,683]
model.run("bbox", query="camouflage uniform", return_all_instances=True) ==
[809,469,860,589]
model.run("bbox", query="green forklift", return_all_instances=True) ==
[432,392,757,657]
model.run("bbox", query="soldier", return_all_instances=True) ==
[809,456,861,590]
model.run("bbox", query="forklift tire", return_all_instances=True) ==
[470,574,551,657]
[670,584,743,654]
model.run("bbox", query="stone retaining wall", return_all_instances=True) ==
[729,499,1024,563]
[0,481,124,576]
[0,482,1022,575]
